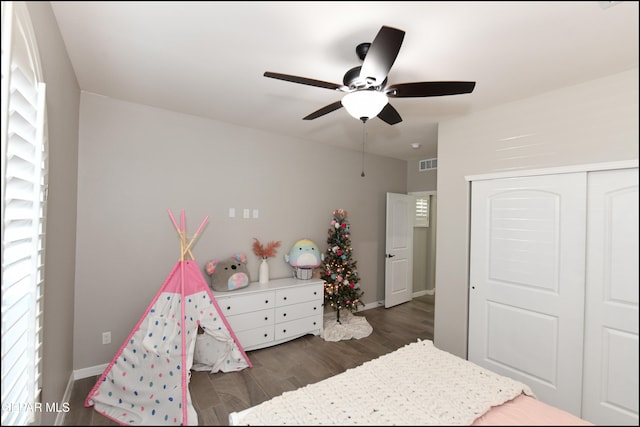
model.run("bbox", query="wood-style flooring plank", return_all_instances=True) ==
[63,376,96,426]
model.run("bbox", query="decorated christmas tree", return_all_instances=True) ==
[321,209,364,323]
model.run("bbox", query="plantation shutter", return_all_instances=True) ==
[414,195,430,227]
[1,2,48,425]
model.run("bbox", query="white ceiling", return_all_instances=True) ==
[49,1,638,161]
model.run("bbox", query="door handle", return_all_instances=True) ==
[385,253,395,258]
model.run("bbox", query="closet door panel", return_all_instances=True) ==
[582,167,639,425]
[468,172,587,416]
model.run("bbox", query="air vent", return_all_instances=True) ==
[419,158,437,171]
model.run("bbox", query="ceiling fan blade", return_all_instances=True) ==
[386,81,476,98]
[358,26,405,87]
[303,100,343,120]
[378,103,402,125]
[264,71,343,90]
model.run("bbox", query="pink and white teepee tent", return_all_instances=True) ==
[85,210,251,425]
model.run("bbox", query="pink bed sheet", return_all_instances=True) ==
[472,394,593,426]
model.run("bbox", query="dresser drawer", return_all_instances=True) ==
[275,314,323,341]
[275,285,323,306]
[275,300,322,323]
[236,325,274,349]
[217,291,275,316]
[226,308,274,332]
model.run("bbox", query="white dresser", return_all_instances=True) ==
[212,277,324,351]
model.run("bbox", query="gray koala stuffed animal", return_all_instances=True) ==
[204,253,250,292]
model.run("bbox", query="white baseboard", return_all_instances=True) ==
[413,289,435,297]
[54,373,75,426]
[357,292,433,311]
[74,363,108,380]
[361,300,384,310]
[322,299,384,315]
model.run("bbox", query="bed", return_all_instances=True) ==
[228,339,592,425]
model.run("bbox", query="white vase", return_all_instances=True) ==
[259,259,269,284]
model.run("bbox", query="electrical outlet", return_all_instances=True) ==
[102,331,111,345]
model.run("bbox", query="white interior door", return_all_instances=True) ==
[385,192,414,308]
[468,173,587,416]
[582,167,639,425]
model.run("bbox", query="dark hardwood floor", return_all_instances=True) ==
[62,294,434,426]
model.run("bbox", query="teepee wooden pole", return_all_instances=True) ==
[178,209,188,423]
[179,210,191,260]
[194,215,208,237]
[168,209,180,232]
[183,215,208,260]
[168,209,188,261]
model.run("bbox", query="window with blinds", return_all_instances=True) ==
[1,2,48,425]
[414,196,430,228]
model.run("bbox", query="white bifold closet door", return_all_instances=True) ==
[468,172,587,416]
[582,168,638,426]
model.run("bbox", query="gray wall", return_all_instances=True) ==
[413,227,429,293]
[73,93,407,370]
[25,2,80,425]
[434,68,639,358]
[407,159,437,193]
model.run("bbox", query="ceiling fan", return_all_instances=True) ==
[264,25,476,125]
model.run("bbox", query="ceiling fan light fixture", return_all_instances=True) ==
[342,90,388,121]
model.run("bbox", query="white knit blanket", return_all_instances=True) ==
[232,339,534,425]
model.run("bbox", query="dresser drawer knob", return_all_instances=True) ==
[283,313,287,317]
[265,299,269,304]
[264,316,268,321]
[313,307,317,310]
[282,329,286,333]
[264,333,268,337]
[226,306,231,310]
[283,296,287,300]
[313,322,317,326]
[313,291,317,295]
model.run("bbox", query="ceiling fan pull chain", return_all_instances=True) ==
[361,120,367,177]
